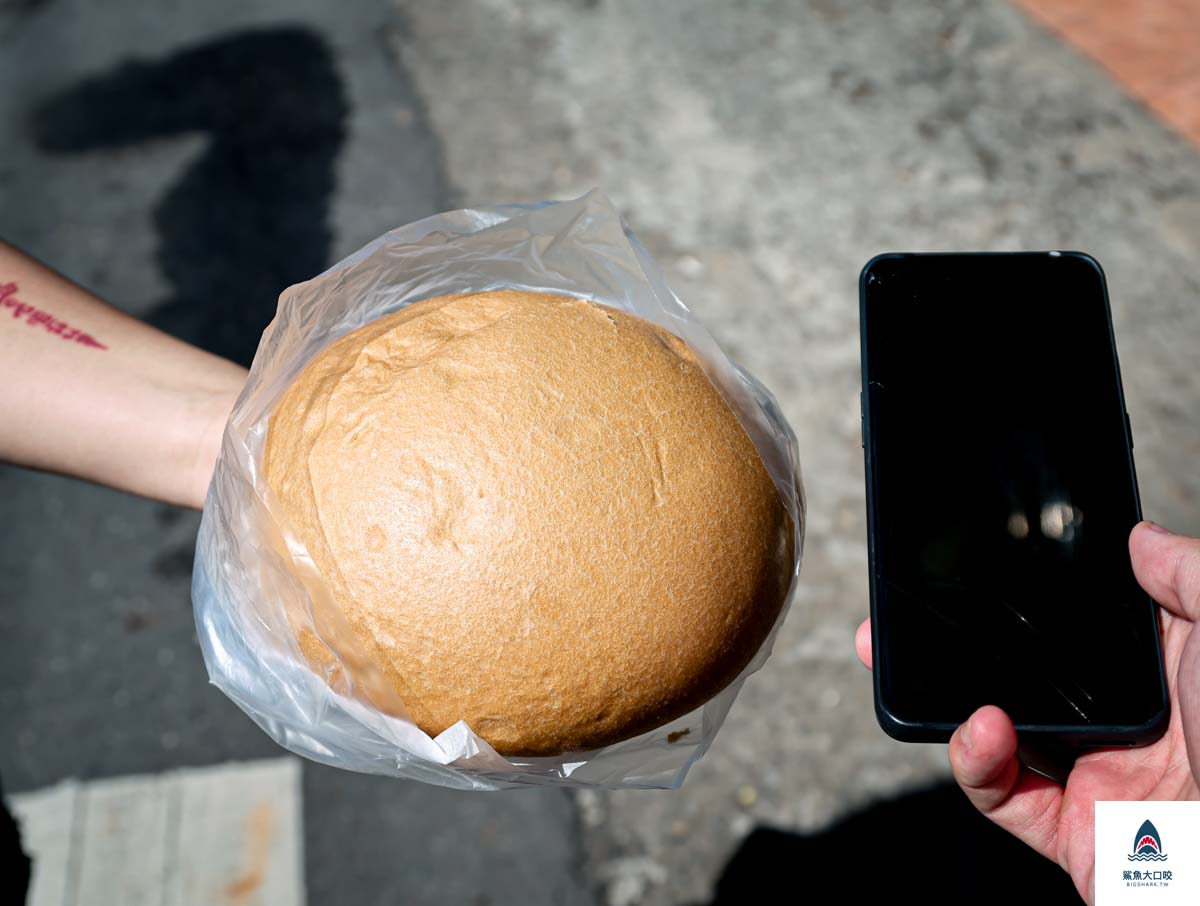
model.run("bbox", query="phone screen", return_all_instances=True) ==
[862,253,1165,733]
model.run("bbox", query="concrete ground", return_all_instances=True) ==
[2,0,1199,904]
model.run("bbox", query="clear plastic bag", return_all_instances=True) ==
[192,190,806,790]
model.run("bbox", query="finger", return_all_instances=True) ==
[1129,520,1200,622]
[949,705,1065,864]
[950,706,1022,811]
[855,617,872,670]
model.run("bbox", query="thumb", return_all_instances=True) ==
[1129,521,1200,622]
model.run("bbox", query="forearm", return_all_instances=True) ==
[0,241,247,509]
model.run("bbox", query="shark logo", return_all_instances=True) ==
[1128,819,1168,862]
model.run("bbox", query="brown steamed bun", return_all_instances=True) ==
[262,289,793,756]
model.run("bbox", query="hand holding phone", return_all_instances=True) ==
[855,522,1199,906]
[857,252,1198,906]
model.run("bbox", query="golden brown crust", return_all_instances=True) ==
[263,290,792,756]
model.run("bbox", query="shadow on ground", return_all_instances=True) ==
[0,774,30,904]
[31,26,347,366]
[699,782,1083,904]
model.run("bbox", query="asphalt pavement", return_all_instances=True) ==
[0,2,586,904]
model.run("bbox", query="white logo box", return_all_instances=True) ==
[1096,800,1200,905]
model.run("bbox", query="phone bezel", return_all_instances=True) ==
[858,250,1170,748]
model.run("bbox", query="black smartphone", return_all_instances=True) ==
[859,251,1170,749]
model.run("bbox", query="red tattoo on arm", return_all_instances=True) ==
[0,282,107,350]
